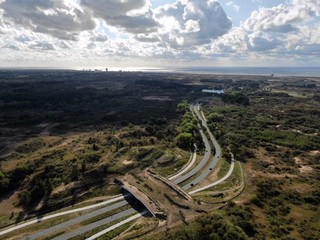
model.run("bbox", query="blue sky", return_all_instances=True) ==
[0,0,319,68]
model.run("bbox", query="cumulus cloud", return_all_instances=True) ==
[91,33,109,42]
[3,43,20,50]
[225,1,240,12]
[81,0,158,34]
[81,0,147,17]
[1,0,320,67]
[243,0,320,33]
[154,0,232,47]
[200,0,320,64]
[29,41,56,51]
[0,0,96,40]
[247,32,281,51]
[135,34,159,43]
[210,27,248,54]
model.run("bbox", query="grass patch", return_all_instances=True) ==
[194,162,243,203]
[239,129,320,150]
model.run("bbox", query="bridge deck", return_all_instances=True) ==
[116,180,164,218]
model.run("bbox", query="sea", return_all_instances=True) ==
[2,67,320,77]
[99,66,320,77]
[138,67,320,77]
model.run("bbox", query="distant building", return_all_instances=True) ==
[202,89,224,94]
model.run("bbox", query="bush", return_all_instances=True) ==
[176,132,193,149]
[81,153,101,163]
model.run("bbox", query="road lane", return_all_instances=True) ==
[8,100,227,240]
[0,195,127,237]
[189,158,235,195]
[53,208,139,240]
[86,210,149,240]
[24,200,129,240]
[172,128,212,185]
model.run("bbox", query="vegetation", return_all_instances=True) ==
[0,70,202,226]
[197,77,320,239]
[1,71,319,239]
[168,205,250,240]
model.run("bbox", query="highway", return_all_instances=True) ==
[172,128,212,185]
[182,104,222,190]
[169,149,197,181]
[0,195,127,237]
[189,153,235,195]
[1,101,234,240]
[52,208,138,240]
[23,200,129,240]
[86,210,149,240]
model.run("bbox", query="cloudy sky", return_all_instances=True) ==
[0,0,319,69]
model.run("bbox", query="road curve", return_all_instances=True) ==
[172,128,212,185]
[182,105,222,190]
[189,157,235,195]
[169,149,197,181]
[5,101,227,240]
[87,102,226,239]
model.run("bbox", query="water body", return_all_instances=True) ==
[2,67,320,77]
[166,67,320,77]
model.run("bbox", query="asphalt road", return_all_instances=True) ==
[172,128,212,185]
[169,150,197,181]
[169,103,221,189]
[86,210,149,240]
[24,200,129,240]
[189,154,235,195]
[181,104,222,190]
[0,195,127,237]
[12,101,223,240]
[52,208,138,240]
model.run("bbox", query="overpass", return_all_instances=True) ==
[115,179,166,219]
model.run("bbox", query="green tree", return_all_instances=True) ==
[182,123,196,134]
[70,164,79,181]
[0,171,9,193]
[176,132,193,149]
[92,143,99,151]
[177,100,189,113]
[19,191,31,207]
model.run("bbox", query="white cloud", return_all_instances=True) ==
[185,20,200,33]
[247,31,281,51]
[154,0,232,47]
[81,0,158,34]
[243,0,320,33]
[202,0,320,62]
[0,0,320,67]
[91,33,109,42]
[29,41,56,51]
[225,1,240,12]
[0,0,96,40]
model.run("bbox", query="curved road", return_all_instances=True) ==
[169,150,197,181]
[1,101,231,240]
[182,104,222,190]
[172,128,212,185]
[189,153,235,195]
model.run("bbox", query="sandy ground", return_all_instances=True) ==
[0,192,21,215]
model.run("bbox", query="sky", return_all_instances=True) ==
[0,0,319,69]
